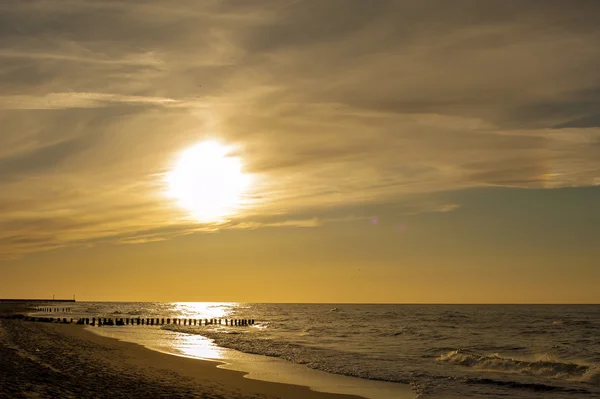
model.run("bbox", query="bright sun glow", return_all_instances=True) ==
[166,140,252,222]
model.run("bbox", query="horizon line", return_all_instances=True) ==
[5,300,599,305]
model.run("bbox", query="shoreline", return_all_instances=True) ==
[85,323,414,399]
[1,318,367,399]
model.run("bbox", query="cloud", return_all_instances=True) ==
[1,0,600,257]
[0,92,178,110]
[229,218,321,230]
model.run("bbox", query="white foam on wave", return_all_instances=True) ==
[437,350,596,383]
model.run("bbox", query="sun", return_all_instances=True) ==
[166,140,252,222]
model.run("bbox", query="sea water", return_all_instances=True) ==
[32,303,600,398]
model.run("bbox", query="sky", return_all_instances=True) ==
[1,0,599,303]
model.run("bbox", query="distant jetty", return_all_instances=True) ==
[0,299,76,303]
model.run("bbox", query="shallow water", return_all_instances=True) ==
[32,303,600,398]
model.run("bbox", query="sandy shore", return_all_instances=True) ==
[0,318,365,399]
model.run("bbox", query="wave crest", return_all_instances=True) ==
[438,350,596,382]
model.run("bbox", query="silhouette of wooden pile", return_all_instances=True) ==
[21,316,256,327]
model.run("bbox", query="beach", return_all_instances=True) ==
[0,317,363,399]
[3,302,598,398]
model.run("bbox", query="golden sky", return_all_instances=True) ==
[1,1,599,302]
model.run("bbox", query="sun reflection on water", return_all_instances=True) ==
[172,302,235,319]
[171,332,225,359]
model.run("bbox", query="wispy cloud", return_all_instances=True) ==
[0,92,178,110]
[1,0,599,257]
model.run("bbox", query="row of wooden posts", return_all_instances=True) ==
[36,307,72,313]
[24,316,255,327]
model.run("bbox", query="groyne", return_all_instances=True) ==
[1,314,256,327]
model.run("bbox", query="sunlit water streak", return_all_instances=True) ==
[31,303,600,398]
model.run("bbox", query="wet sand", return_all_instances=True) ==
[0,318,364,399]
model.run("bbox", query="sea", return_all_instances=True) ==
[31,303,600,398]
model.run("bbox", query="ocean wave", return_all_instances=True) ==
[125,310,145,316]
[439,311,469,320]
[463,377,591,394]
[583,367,600,384]
[67,302,600,398]
[438,350,597,383]
[160,325,415,384]
[552,319,598,329]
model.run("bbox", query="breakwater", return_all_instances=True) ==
[3,314,255,327]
